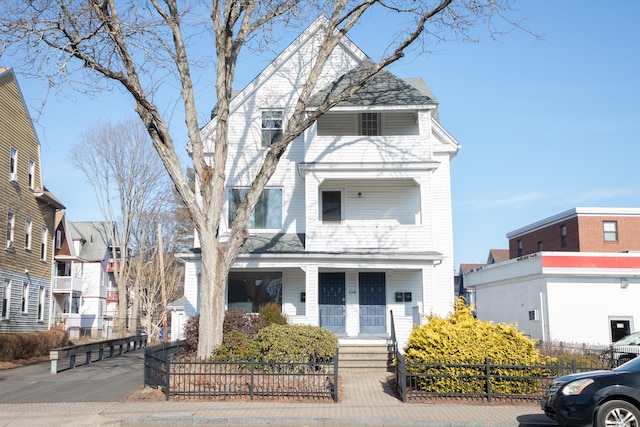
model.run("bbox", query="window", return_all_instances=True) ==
[517,239,523,257]
[228,271,282,313]
[537,241,543,251]
[25,219,32,250]
[261,110,283,146]
[56,229,62,249]
[28,159,35,189]
[9,146,18,182]
[560,225,567,247]
[229,188,283,229]
[360,112,380,136]
[2,279,10,319]
[40,227,48,261]
[6,212,15,250]
[321,190,342,224]
[21,282,28,314]
[38,286,45,321]
[604,221,618,242]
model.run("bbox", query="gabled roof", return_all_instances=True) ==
[70,221,118,262]
[487,249,509,264]
[308,67,437,108]
[54,211,82,260]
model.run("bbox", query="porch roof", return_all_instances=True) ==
[176,233,443,264]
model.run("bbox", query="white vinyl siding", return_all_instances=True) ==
[317,112,419,136]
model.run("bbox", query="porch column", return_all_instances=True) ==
[305,265,319,326]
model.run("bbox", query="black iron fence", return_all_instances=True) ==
[144,342,339,402]
[394,353,601,402]
[389,310,615,403]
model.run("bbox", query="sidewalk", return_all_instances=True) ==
[0,351,559,427]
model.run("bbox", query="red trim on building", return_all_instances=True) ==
[542,255,640,269]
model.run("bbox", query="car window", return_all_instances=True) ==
[615,332,640,346]
[615,355,640,372]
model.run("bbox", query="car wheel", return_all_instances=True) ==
[596,400,640,427]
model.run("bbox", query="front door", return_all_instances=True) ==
[319,273,345,334]
[359,272,386,334]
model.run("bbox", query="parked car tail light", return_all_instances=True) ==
[562,379,594,396]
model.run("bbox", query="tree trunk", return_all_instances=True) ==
[196,226,227,356]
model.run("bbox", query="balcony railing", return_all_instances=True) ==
[53,276,83,293]
[106,290,118,302]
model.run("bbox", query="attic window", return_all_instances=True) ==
[359,113,380,136]
[261,110,283,147]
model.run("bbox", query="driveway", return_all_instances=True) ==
[0,350,144,403]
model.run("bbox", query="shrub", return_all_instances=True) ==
[182,314,200,354]
[258,303,288,326]
[253,324,338,364]
[224,309,265,337]
[404,297,552,395]
[0,330,69,361]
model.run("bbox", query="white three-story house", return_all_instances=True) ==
[179,17,460,349]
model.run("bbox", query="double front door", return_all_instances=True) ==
[319,271,387,335]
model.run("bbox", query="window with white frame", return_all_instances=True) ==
[261,110,283,147]
[21,282,28,314]
[56,229,62,249]
[25,219,32,250]
[40,227,48,261]
[604,221,618,242]
[9,146,18,182]
[6,212,15,250]
[28,159,35,189]
[321,190,342,224]
[229,188,282,229]
[38,286,45,321]
[2,279,11,319]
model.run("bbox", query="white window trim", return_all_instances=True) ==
[6,211,15,250]
[28,159,35,189]
[228,187,284,231]
[320,189,344,224]
[25,219,32,250]
[38,286,45,322]
[21,282,28,314]
[2,279,11,320]
[9,146,18,183]
[261,110,284,147]
[40,227,48,261]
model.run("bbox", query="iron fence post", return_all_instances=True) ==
[334,348,339,402]
[250,356,255,401]
[165,353,171,401]
[485,357,492,403]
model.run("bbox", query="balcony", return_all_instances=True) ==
[53,276,83,293]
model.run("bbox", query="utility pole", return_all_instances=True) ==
[157,223,167,342]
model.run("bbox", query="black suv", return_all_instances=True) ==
[542,356,640,426]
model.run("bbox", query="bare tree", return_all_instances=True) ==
[0,0,524,357]
[70,118,169,336]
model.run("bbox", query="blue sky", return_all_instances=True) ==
[12,1,640,269]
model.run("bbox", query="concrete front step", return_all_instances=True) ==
[338,343,393,370]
